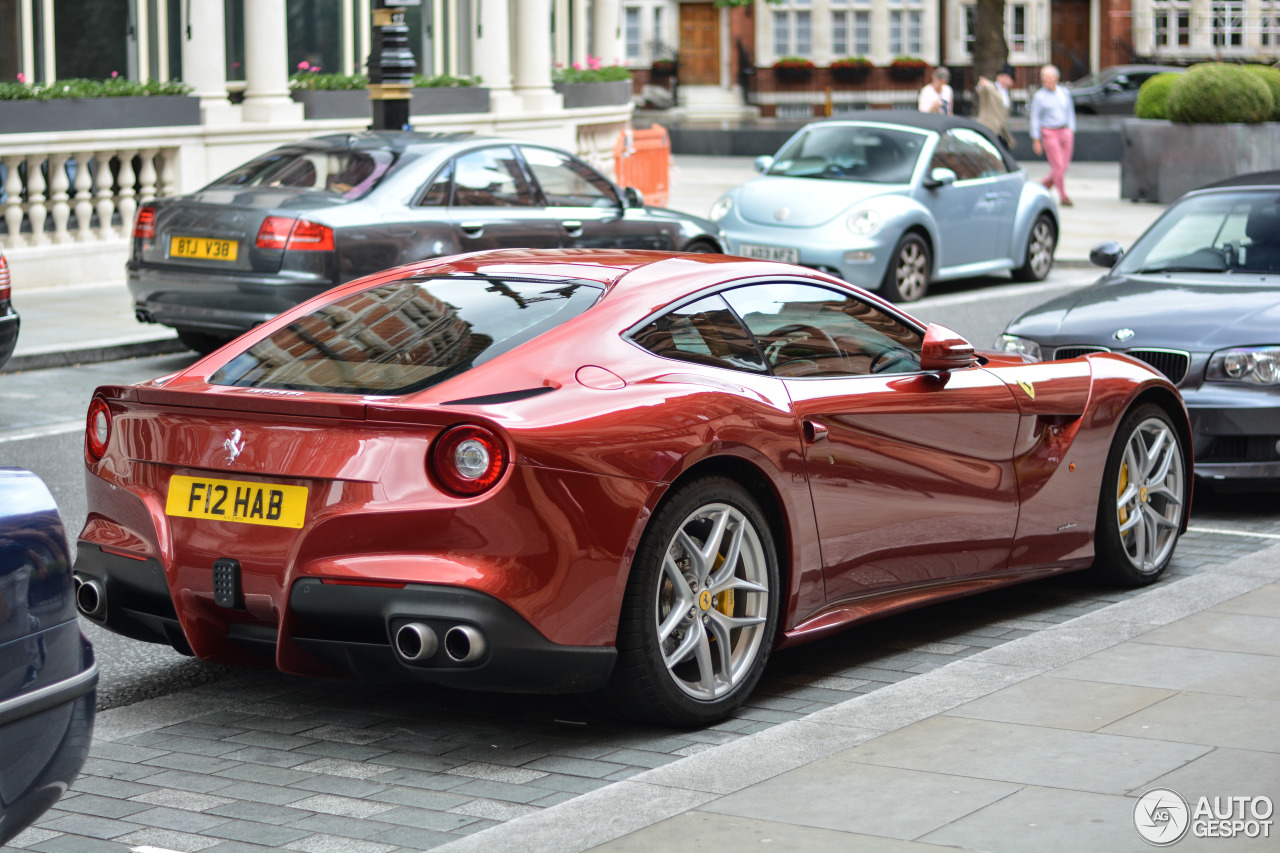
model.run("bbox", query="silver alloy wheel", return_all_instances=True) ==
[655,502,770,700]
[1116,417,1185,573]
[1028,218,1055,278]
[893,240,928,302]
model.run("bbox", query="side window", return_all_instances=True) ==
[721,282,923,377]
[417,162,452,206]
[930,129,1007,181]
[521,147,619,208]
[452,147,536,207]
[631,295,766,372]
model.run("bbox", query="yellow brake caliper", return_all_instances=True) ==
[709,555,736,641]
[1118,461,1130,530]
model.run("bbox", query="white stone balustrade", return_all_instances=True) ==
[0,144,177,250]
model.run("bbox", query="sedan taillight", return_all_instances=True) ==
[133,205,157,240]
[429,425,508,496]
[86,397,113,461]
[255,217,335,251]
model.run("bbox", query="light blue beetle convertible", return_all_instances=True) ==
[711,111,1058,302]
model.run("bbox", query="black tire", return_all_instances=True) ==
[1012,214,1057,282]
[1091,404,1187,587]
[176,329,233,356]
[602,476,779,726]
[683,239,721,254]
[880,232,931,302]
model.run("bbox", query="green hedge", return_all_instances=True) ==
[1245,65,1280,120]
[1167,63,1273,124]
[0,77,192,100]
[289,72,480,91]
[1134,73,1181,120]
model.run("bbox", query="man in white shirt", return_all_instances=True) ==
[919,67,953,115]
[1029,64,1075,205]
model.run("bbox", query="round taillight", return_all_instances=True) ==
[86,398,112,461]
[430,425,507,496]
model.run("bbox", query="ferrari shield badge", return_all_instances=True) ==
[1017,379,1036,400]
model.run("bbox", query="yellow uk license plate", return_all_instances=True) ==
[170,236,239,262]
[166,475,307,529]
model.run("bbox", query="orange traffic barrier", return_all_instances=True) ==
[615,125,670,208]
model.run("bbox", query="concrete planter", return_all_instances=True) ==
[1122,119,1280,203]
[291,87,490,120]
[291,89,368,119]
[0,95,199,133]
[410,86,490,115]
[554,80,632,109]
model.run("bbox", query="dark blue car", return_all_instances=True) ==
[0,469,96,845]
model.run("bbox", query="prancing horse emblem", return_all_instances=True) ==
[223,429,246,465]
[1017,379,1036,400]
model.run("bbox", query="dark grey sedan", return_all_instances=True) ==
[998,171,1280,486]
[128,132,723,354]
[1066,64,1185,115]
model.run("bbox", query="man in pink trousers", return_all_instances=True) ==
[1029,64,1075,206]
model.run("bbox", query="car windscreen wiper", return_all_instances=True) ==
[1134,265,1225,274]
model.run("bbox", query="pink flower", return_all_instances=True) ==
[297,60,310,71]
[311,65,321,73]
[572,62,583,71]
[588,56,601,71]
[16,72,24,83]
[111,70,119,78]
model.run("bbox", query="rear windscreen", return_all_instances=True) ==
[208,148,397,200]
[210,277,602,395]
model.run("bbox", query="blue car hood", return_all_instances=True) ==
[1007,275,1280,351]
[737,177,897,228]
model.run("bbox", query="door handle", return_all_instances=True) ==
[561,220,583,237]
[460,222,485,236]
[802,419,828,444]
[983,193,1001,201]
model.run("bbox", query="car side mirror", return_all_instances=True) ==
[919,323,977,372]
[1090,241,1125,268]
[923,167,957,189]
[622,187,645,209]
[754,155,775,174]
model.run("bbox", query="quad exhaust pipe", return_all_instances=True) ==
[75,576,106,619]
[444,625,487,664]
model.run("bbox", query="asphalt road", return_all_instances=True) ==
[2,269,1276,713]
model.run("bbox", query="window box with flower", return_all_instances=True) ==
[553,57,633,108]
[889,57,928,81]
[830,57,872,85]
[288,63,488,119]
[0,75,197,134]
[773,57,816,85]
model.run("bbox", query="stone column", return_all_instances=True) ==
[474,0,521,113]
[512,0,563,112]
[183,0,238,124]
[591,0,622,67]
[242,0,303,122]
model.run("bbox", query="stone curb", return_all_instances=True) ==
[1,336,188,374]
[431,541,1280,853]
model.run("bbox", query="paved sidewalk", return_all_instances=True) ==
[2,159,1162,374]
[432,543,1280,853]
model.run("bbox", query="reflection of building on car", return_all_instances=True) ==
[81,249,1189,727]
[999,171,1280,486]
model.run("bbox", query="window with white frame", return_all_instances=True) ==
[1211,0,1245,47]
[625,7,641,60]
[888,0,924,56]
[831,0,871,57]
[1151,0,1191,47]
[963,3,1028,56]
[773,0,813,57]
[1261,0,1280,46]
[653,6,664,52]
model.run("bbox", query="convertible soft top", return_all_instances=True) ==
[818,110,1018,171]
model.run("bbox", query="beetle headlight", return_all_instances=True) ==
[994,334,1042,361]
[846,208,882,236]
[1207,346,1280,386]
[710,197,734,223]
